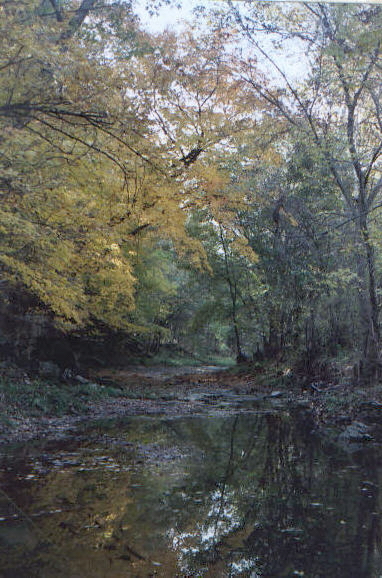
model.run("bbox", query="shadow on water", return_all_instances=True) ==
[0,408,381,577]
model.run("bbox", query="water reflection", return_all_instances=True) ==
[0,411,381,576]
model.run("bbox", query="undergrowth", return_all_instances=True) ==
[0,377,121,419]
[133,351,235,368]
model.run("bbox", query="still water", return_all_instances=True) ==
[0,409,381,577]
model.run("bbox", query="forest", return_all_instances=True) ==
[1,0,382,385]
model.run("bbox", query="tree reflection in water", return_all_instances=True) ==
[164,413,381,577]
[0,412,380,576]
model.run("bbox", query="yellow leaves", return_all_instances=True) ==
[279,207,298,227]
[174,236,211,272]
[0,153,139,329]
[231,238,259,263]
[0,254,86,326]
[261,147,283,168]
[192,164,230,197]
[87,261,136,329]
[0,0,282,339]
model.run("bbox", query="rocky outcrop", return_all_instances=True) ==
[338,421,373,444]
[0,284,77,376]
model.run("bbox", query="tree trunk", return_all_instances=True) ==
[358,214,381,380]
[219,226,246,362]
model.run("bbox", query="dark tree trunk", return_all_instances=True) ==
[359,216,381,380]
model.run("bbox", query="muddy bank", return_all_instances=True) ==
[1,365,382,446]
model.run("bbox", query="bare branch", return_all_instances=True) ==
[60,0,98,41]
[47,0,63,22]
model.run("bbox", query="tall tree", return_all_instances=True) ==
[222,2,382,378]
[0,0,256,364]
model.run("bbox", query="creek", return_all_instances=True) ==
[0,401,381,577]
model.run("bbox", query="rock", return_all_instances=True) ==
[335,415,352,425]
[62,368,74,381]
[339,421,373,443]
[310,381,327,392]
[357,400,382,424]
[74,374,90,384]
[39,361,60,378]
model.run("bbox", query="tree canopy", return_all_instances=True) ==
[1,0,382,382]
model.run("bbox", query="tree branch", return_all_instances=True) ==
[60,0,98,41]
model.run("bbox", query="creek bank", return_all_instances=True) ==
[0,364,381,447]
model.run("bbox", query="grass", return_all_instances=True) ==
[0,352,235,426]
[0,376,121,420]
[141,351,235,368]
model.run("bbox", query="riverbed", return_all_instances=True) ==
[0,392,381,576]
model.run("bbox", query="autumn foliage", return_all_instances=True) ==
[1,1,382,379]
